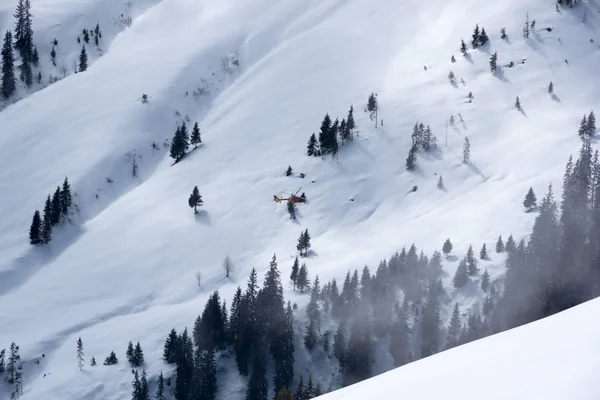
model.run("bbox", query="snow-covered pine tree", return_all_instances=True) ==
[463,137,470,164]
[523,187,537,211]
[77,337,84,371]
[496,235,505,253]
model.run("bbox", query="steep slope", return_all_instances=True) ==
[0,0,598,398]
[318,296,600,400]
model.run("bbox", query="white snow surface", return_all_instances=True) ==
[0,0,598,398]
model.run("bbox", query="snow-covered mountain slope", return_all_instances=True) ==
[0,0,599,398]
[319,296,600,400]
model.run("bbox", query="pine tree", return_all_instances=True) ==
[466,245,478,276]
[126,341,134,365]
[78,46,88,72]
[155,372,166,400]
[1,31,16,99]
[190,122,202,148]
[77,337,84,371]
[460,39,468,56]
[29,210,42,244]
[548,81,554,95]
[103,351,118,365]
[505,234,516,253]
[523,187,537,210]
[406,144,418,170]
[51,186,62,225]
[479,244,489,260]
[489,51,498,73]
[297,263,309,293]
[496,235,505,253]
[61,177,72,215]
[446,303,461,349]
[463,137,470,164]
[442,238,453,256]
[163,328,178,363]
[471,24,480,48]
[188,186,203,214]
[290,256,299,290]
[515,96,522,110]
[42,195,52,244]
[453,258,469,287]
[481,269,490,291]
[307,133,317,156]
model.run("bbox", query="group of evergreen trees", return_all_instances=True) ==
[406,122,437,170]
[306,106,355,157]
[0,342,23,399]
[170,121,202,163]
[29,177,73,245]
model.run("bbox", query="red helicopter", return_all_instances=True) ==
[273,187,306,204]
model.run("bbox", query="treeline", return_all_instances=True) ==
[29,177,73,245]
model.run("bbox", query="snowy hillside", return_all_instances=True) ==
[0,0,599,398]
[318,296,600,400]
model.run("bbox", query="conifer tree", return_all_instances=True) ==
[103,351,118,365]
[471,24,480,48]
[481,269,490,291]
[190,122,202,148]
[188,186,203,214]
[156,372,166,400]
[490,51,498,73]
[523,187,537,211]
[466,245,478,275]
[42,195,52,244]
[290,256,299,290]
[460,39,468,56]
[446,303,461,349]
[307,133,317,156]
[496,235,505,253]
[548,81,554,95]
[77,337,84,371]
[163,328,178,363]
[442,238,453,256]
[453,258,469,288]
[297,263,309,293]
[78,46,88,72]
[1,31,16,99]
[406,144,418,170]
[29,210,42,244]
[463,137,470,164]
[479,244,489,260]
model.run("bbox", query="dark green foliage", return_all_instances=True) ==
[406,144,417,170]
[193,290,226,350]
[2,31,16,98]
[480,244,489,260]
[78,46,88,72]
[29,210,42,244]
[523,187,537,210]
[42,195,52,244]
[103,351,118,365]
[290,256,299,290]
[163,328,178,363]
[190,122,202,148]
[496,235,505,253]
[453,258,469,288]
[188,186,203,214]
[445,303,461,349]
[442,238,453,256]
[481,269,490,291]
[307,133,317,156]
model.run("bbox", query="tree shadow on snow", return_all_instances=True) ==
[194,210,212,226]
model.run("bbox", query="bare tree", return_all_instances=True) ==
[223,256,234,278]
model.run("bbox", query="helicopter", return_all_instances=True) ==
[273,187,306,204]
